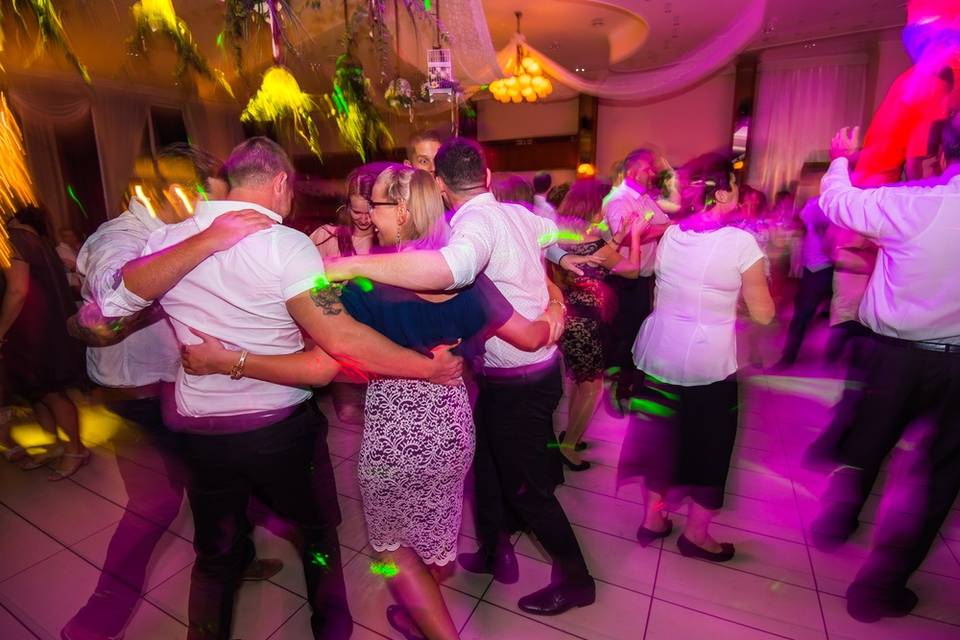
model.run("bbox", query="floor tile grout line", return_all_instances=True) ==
[941,531,960,567]
[773,398,832,640]
[0,499,122,584]
[263,600,310,640]
[511,532,822,599]
[472,599,591,640]
[640,534,663,640]
[264,601,308,639]
[646,594,804,640]
[0,596,43,639]
[551,498,811,550]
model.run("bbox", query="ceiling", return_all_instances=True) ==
[0,0,910,97]
[483,0,908,80]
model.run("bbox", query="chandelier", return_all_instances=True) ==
[488,12,553,104]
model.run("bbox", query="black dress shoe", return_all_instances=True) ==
[457,543,519,584]
[846,585,918,623]
[636,519,673,548]
[517,578,596,616]
[558,431,587,452]
[559,452,591,472]
[241,558,284,581]
[676,534,735,562]
[810,508,860,552]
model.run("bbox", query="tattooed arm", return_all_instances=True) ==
[286,284,462,384]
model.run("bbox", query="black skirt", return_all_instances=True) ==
[617,373,739,510]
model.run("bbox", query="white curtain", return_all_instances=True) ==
[91,89,150,217]
[183,100,245,162]
[8,86,91,235]
[749,54,868,197]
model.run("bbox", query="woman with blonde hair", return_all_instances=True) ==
[180,165,558,640]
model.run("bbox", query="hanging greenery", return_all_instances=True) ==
[0,0,90,82]
[130,0,232,95]
[242,65,323,159]
[324,54,393,162]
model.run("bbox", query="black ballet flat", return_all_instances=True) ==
[386,605,427,640]
[558,431,588,452]
[559,452,591,472]
[676,534,735,562]
[636,519,673,547]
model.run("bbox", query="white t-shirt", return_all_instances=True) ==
[438,192,558,369]
[633,225,765,386]
[144,200,326,417]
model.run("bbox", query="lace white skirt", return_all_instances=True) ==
[359,378,474,565]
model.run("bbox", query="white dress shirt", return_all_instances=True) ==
[144,200,326,417]
[601,181,669,276]
[439,192,558,369]
[76,199,180,388]
[819,157,960,343]
[633,225,765,386]
[532,194,558,221]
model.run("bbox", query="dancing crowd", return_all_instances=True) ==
[1,116,959,639]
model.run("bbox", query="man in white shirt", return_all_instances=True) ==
[601,148,678,409]
[532,171,558,221]
[814,123,960,623]
[325,138,596,616]
[63,144,281,640]
[137,138,461,639]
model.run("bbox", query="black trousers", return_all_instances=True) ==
[781,267,835,363]
[825,337,960,597]
[607,275,653,400]
[68,398,187,637]
[473,361,590,582]
[182,403,351,639]
[618,375,739,511]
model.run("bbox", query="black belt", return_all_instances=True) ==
[874,333,960,353]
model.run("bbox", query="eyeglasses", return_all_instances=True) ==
[369,200,399,209]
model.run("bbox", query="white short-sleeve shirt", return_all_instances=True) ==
[633,225,765,386]
[438,192,559,369]
[144,200,327,417]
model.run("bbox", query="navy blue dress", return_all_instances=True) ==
[337,275,515,565]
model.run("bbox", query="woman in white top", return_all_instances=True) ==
[618,153,774,562]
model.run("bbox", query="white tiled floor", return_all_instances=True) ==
[2,325,960,639]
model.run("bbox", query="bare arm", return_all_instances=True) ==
[324,250,455,291]
[287,286,461,383]
[181,329,342,387]
[0,260,29,340]
[67,301,165,347]
[742,261,775,325]
[123,210,274,303]
[833,246,875,274]
[495,311,552,351]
